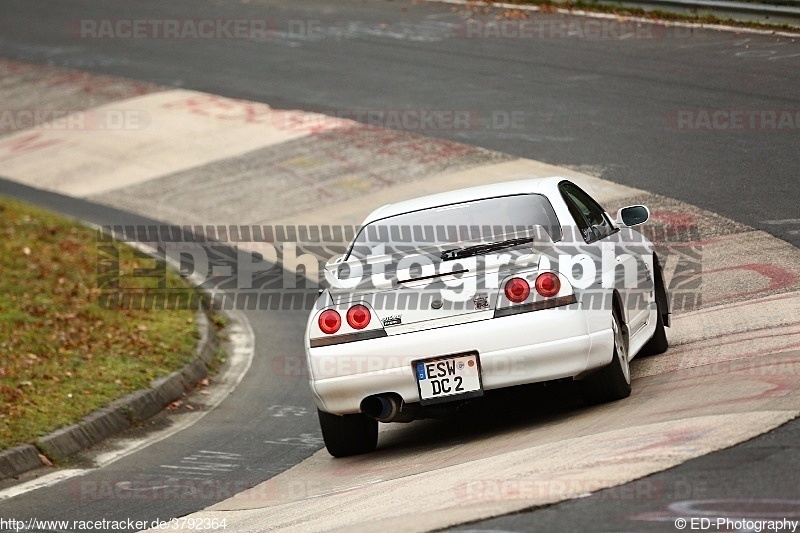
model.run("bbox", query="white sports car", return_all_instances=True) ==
[305,177,670,456]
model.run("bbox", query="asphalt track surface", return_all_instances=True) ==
[0,0,799,531]
[1,0,798,245]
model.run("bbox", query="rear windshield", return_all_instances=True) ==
[345,194,562,261]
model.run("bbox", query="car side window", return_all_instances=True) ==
[559,182,616,243]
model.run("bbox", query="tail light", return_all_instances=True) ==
[504,277,530,303]
[535,272,561,297]
[346,304,371,330]
[318,310,341,335]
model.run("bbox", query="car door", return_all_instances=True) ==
[558,181,652,335]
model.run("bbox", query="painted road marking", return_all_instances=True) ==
[89,124,512,227]
[161,450,244,477]
[0,89,349,197]
[267,405,308,418]
[264,434,324,448]
[764,219,800,235]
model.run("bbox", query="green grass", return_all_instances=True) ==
[0,196,202,452]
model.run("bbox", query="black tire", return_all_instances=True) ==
[641,301,669,356]
[318,409,378,457]
[579,309,632,405]
[639,268,669,355]
[638,254,669,356]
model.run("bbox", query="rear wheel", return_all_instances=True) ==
[579,309,631,405]
[318,409,378,457]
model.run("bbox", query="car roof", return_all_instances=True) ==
[362,177,567,225]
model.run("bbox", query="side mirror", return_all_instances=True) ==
[616,205,650,227]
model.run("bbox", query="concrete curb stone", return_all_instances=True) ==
[0,445,45,480]
[0,311,219,479]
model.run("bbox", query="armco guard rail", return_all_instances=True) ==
[440,0,800,26]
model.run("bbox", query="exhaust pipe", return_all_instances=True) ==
[361,394,414,423]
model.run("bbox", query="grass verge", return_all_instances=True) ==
[0,196,202,452]
[460,0,800,33]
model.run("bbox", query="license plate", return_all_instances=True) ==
[414,353,482,405]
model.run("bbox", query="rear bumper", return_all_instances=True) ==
[306,307,613,415]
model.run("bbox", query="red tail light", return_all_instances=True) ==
[535,272,561,297]
[318,310,341,334]
[504,277,530,303]
[346,304,371,330]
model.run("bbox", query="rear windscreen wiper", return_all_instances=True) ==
[440,237,533,261]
